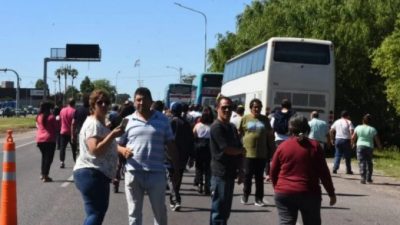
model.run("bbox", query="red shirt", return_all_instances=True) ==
[59,106,75,135]
[270,137,335,196]
[36,114,57,143]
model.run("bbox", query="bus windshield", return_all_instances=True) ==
[273,41,330,65]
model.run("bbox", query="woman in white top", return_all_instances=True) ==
[73,90,125,225]
[193,105,214,195]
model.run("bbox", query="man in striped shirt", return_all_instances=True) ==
[118,87,179,225]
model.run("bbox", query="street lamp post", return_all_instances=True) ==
[0,68,21,111]
[115,71,121,103]
[166,66,183,83]
[174,2,207,72]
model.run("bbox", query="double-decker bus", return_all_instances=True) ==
[221,37,335,121]
[194,72,223,107]
[164,83,195,108]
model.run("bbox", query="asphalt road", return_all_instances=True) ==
[1,131,400,225]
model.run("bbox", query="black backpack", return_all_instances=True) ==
[273,110,293,135]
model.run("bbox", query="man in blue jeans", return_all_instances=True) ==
[209,96,244,225]
[330,110,354,174]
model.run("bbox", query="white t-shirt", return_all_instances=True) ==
[193,122,211,139]
[230,112,242,129]
[74,116,118,179]
[331,118,354,139]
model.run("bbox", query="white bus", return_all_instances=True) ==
[221,37,335,121]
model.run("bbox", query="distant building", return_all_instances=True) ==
[1,81,14,88]
[0,87,43,108]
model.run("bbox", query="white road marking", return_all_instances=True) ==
[61,175,74,187]
[16,141,36,149]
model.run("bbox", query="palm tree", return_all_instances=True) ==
[55,68,63,103]
[55,65,79,104]
[70,68,79,98]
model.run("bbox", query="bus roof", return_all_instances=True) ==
[226,37,333,64]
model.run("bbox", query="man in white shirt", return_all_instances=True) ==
[330,110,354,174]
[230,104,244,129]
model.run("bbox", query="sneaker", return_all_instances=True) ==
[240,195,248,204]
[367,179,373,184]
[254,199,266,207]
[42,177,53,182]
[172,202,181,211]
[60,162,65,168]
[360,180,366,184]
[346,171,354,175]
[198,184,203,194]
[332,169,337,174]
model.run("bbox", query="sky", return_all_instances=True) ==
[0,0,252,101]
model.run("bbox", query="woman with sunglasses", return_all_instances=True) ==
[73,90,125,225]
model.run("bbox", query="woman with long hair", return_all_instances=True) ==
[193,105,214,195]
[270,114,336,225]
[73,90,125,225]
[36,101,57,182]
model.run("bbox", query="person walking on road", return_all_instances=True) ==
[59,98,77,168]
[330,110,354,174]
[73,90,125,225]
[209,96,244,225]
[36,101,58,182]
[352,114,382,184]
[270,114,336,225]
[239,98,274,207]
[167,102,195,211]
[71,94,90,150]
[118,87,180,225]
[110,102,135,193]
[308,111,329,151]
[193,105,214,195]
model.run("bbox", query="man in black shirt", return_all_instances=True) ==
[209,96,244,225]
[71,94,90,145]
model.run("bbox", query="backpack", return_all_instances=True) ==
[273,110,293,135]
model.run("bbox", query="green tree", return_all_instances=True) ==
[372,19,400,114]
[208,0,400,144]
[92,79,116,101]
[116,93,130,104]
[80,76,94,94]
[65,86,79,100]
[35,79,46,89]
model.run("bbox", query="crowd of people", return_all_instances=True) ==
[34,87,383,225]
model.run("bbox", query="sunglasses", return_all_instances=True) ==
[96,100,110,106]
[220,105,233,111]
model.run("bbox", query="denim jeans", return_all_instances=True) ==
[125,170,167,225]
[357,146,373,181]
[74,168,111,225]
[210,175,235,225]
[333,139,352,172]
[274,194,322,225]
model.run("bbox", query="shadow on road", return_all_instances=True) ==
[177,206,270,213]
[368,182,400,187]
[322,193,368,197]
[321,206,350,210]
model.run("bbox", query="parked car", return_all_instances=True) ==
[0,107,15,117]
[15,108,27,117]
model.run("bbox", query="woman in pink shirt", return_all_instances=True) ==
[36,101,58,182]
